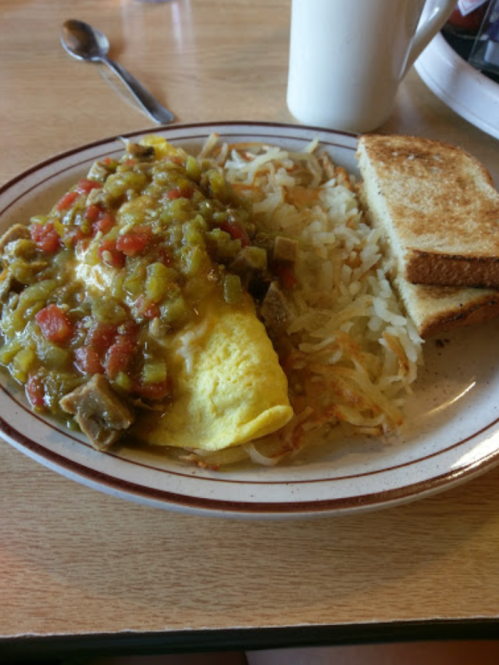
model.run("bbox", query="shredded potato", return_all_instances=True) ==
[185,136,424,468]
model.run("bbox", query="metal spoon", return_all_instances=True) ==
[61,19,174,125]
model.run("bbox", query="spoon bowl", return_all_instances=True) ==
[60,19,174,124]
[61,19,110,61]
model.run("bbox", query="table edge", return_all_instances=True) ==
[2,619,499,662]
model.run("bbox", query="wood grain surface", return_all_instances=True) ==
[1,0,499,643]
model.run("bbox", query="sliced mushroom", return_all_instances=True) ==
[86,161,112,182]
[60,374,135,451]
[126,143,156,161]
[273,236,298,264]
[260,281,291,333]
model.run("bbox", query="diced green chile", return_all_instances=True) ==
[0,139,276,448]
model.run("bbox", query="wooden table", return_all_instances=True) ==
[2,0,499,661]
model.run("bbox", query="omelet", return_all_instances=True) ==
[75,244,293,451]
[68,135,293,453]
[135,295,293,451]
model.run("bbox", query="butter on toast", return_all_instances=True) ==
[357,134,499,289]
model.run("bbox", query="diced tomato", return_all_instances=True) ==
[274,264,297,290]
[135,378,171,401]
[219,221,251,247]
[26,373,45,410]
[74,346,103,374]
[84,204,103,223]
[30,222,60,253]
[93,213,116,235]
[86,322,118,352]
[104,336,136,379]
[143,302,160,320]
[76,179,102,194]
[165,183,193,200]
[116,227,151,256]
[85,204,116,235]
[35,304,73,344]
[56,190,79,212]
[117,319,139,340]
[165,188,182,201]
[134,297,160,320]
[98,239,125,268]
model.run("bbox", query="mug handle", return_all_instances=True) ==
[402,0,458,77]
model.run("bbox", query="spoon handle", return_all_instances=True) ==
[100,55,174,125]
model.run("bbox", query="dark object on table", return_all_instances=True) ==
[469,0,499,75]
[442,0,499,84]
[447,1,490,34]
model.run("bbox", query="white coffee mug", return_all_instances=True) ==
[287,0,458,133]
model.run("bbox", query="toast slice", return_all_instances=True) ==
[393,276,499,338]
[357,134,499,289]
[359,194,499,338]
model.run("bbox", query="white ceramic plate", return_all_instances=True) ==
[2,121,499,519]
[415,8,499,139]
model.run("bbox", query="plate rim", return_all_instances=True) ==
[4,406,499,518]
[2,119,499,518]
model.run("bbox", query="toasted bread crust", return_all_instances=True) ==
[357,134,499,288]
[393,277,499,338]
[423,294,499,338]
[406,251,499,288]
